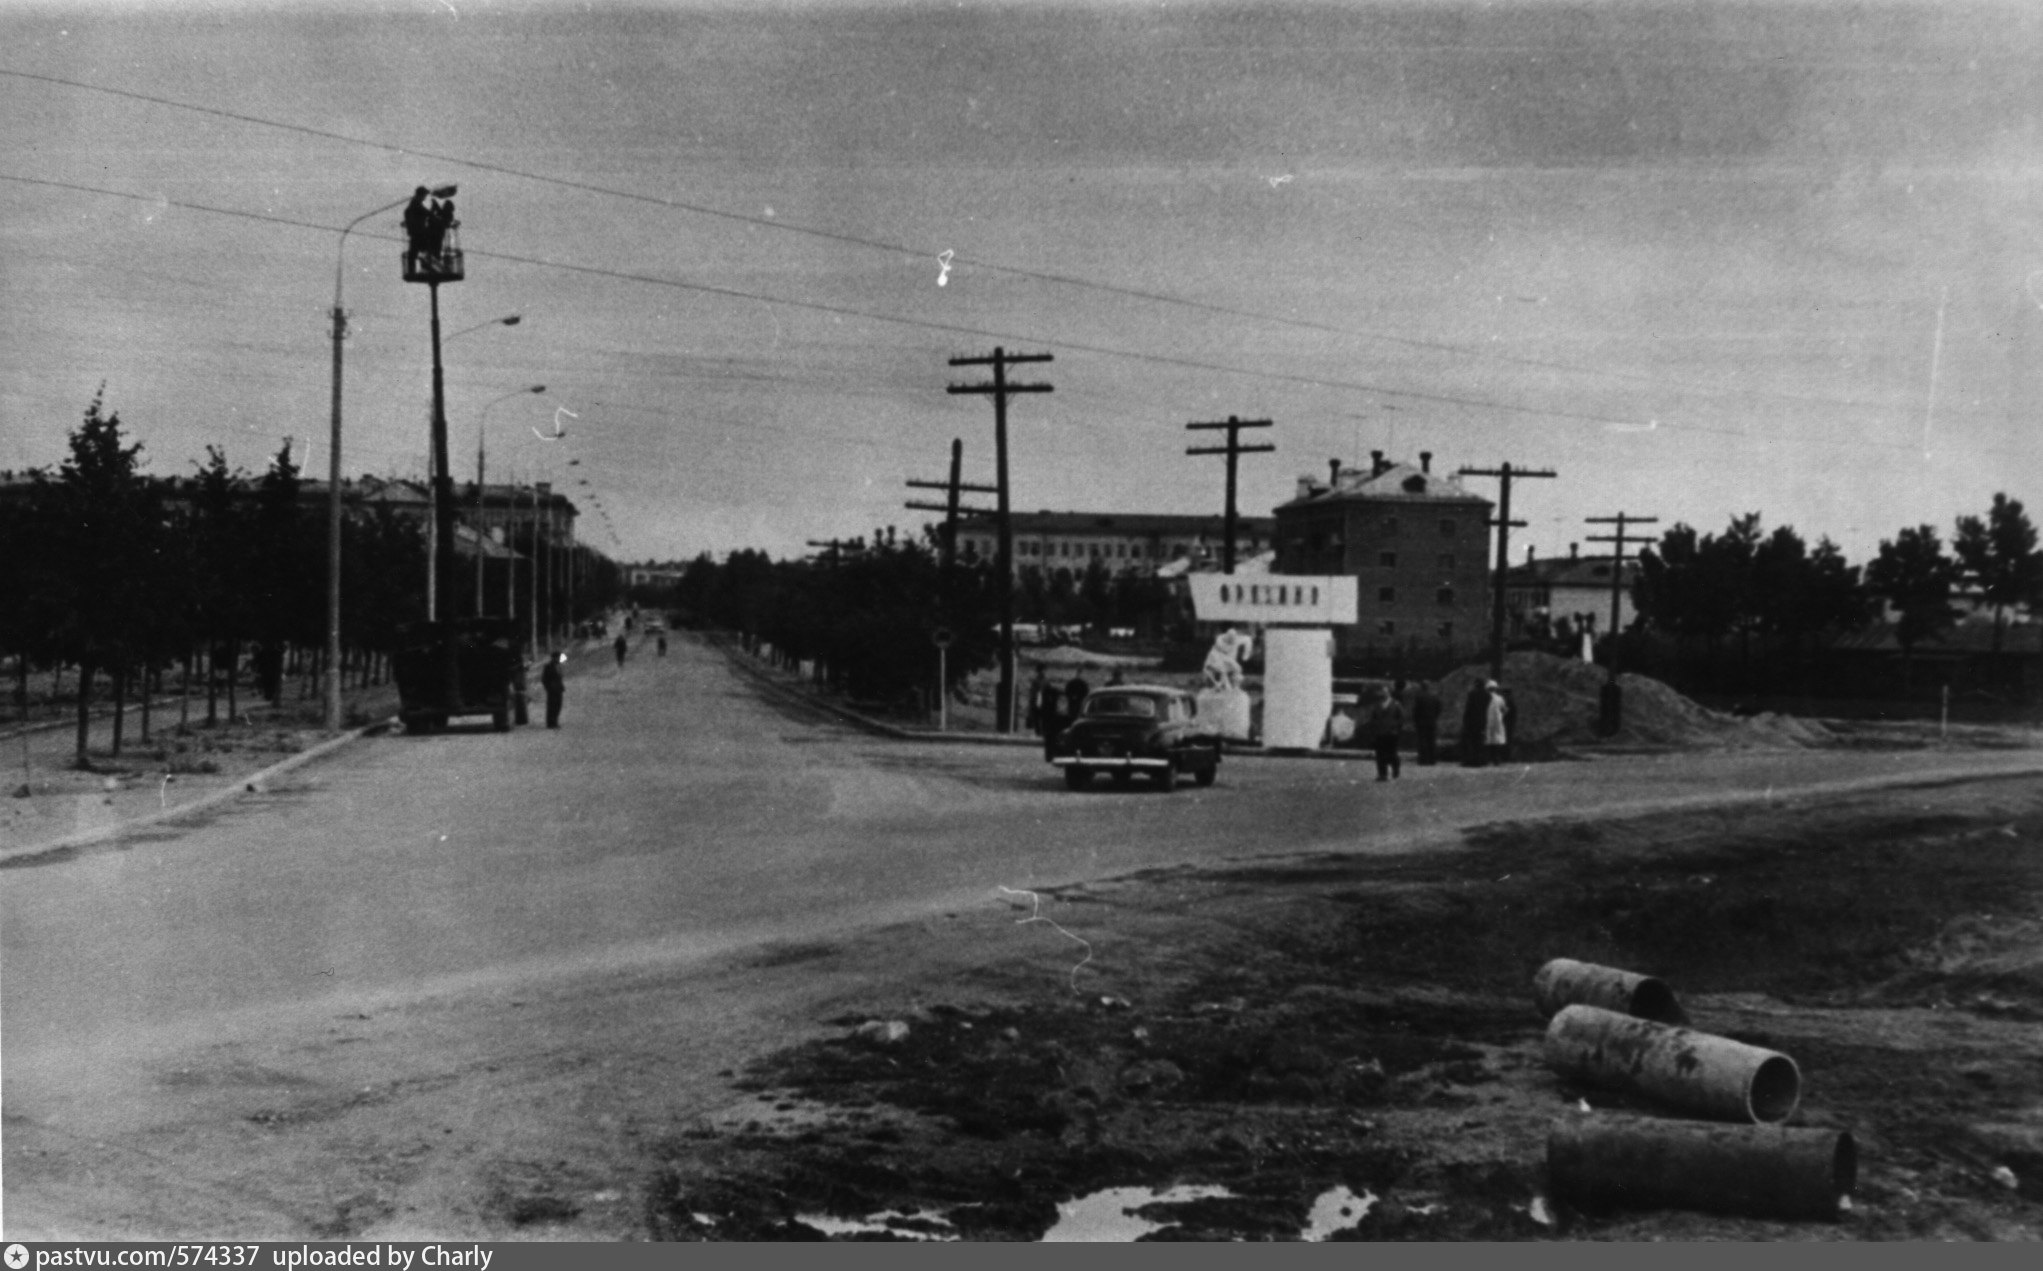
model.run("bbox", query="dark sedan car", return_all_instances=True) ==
[1050,685,1221,791]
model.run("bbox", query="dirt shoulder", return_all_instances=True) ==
[645,773,2043,1241]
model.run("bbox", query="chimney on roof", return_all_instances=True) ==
[1420,451,1432,474]
[1527,545,1536,564]
[1328,458,1342,488]
[1570,542,1579,560]
[1297,475,1319,500]
[1370,450,1387,476]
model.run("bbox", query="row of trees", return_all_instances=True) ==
[1,394,620,759]
[1629,494,2043,694]
[671,527,1006,705]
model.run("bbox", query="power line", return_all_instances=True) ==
[0,64,1897,415]
[0,170,2014,462]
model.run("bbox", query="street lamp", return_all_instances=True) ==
[327,183,454,730]
[476,385,545,616]
[448,313,523,343]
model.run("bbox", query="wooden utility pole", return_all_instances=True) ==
[1457,462,1558,681]
[1584,512,1659,672]
[947,347,1053,733]
[905,438,998,571]
[1185,415,1274,573]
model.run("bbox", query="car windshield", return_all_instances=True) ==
[1084,692,1161,719]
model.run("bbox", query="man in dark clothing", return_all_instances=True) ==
[423,195,454,256]
[402,187,432,269]
[1030,666,1062,761]
[613,633,628,668]
[1411,681,1443,766]
[1366,685,1405,781]
[1064,670,1091,722]
[656,633,668,657]
[1460,681,1491,767]
[540,652,565,728]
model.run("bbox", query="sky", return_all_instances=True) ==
[2,0,2041,567]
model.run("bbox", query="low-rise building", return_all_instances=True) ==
[957,511,1275,576]
[1503,543,1640,639]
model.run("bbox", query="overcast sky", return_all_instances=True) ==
[3,0,2040,567]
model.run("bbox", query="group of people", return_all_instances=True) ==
[1360,677,1517,781]
[402,186,458,269]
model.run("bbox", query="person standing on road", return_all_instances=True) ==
[1411,680,1442,766]
[613,633,628,669]
[1063,668,1091,723]
[656,633,668,657]
[1366,684,1406,781]
[540,652,566,729]
[1030,665,1063,761]
[1485,681,1510,766]
[1461,680,1491,767]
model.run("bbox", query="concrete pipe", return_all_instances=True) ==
[1533,958,1688,1025]
[1544,1004,1801,1124]
[1548,1115,1855,1221]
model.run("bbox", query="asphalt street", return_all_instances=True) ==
[6,633,2041,1123]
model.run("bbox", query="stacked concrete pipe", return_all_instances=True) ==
[1548,1115,1855,1221]
[1533,957,1687,1025]
[1544,1003,1802,1123]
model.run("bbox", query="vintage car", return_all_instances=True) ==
[1050,685,1221,791]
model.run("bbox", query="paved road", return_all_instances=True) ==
[7,632,2041,1105]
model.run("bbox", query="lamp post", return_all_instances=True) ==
[475,385,545,616]
[327,184,453,731]
[447,314,522,343]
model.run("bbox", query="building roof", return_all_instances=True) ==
[1278,459,1488,510]
[1505,555,1639,589]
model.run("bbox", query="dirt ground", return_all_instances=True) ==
[641,774,2043,1241]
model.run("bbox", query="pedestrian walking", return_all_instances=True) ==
[613,633,628,668]
[1460,681,1491,767]
[1485,681,1510,766]
[1366,684,1405,781]
[1411,680,1442,766]
[656,633,668,657]
[540,651,566,728]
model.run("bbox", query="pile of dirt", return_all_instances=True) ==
[1437,651,1831,752]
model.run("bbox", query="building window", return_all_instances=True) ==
[1437,552,1456,570]
[1437,586,1456,605]
[1439,518,1457,537]
[1378,619,1397,636]
[1438,621,1455,641]
[1378,551,1398,568]
[1383,516,1401,537]
[1378,586,1396,604]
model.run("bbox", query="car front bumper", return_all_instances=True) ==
[1051,755,1170,770]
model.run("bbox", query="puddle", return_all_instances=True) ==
[1041,1185,1233,1242]
[796,1209,957,1241]
[1301,1185,1378,1241]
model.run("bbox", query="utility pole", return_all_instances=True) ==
[1584,512,1659,670]
[1457,462,1558,681]
[1185,415,1274,573]
[906,438,997,571]
[947,347,1053,733]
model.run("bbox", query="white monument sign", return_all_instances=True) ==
[1187,575,1358,751]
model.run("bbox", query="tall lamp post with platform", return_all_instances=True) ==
[402,189,465,715]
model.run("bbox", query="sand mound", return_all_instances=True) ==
[1436,651,1830,751]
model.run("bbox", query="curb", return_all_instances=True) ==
[0,715,396,866]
